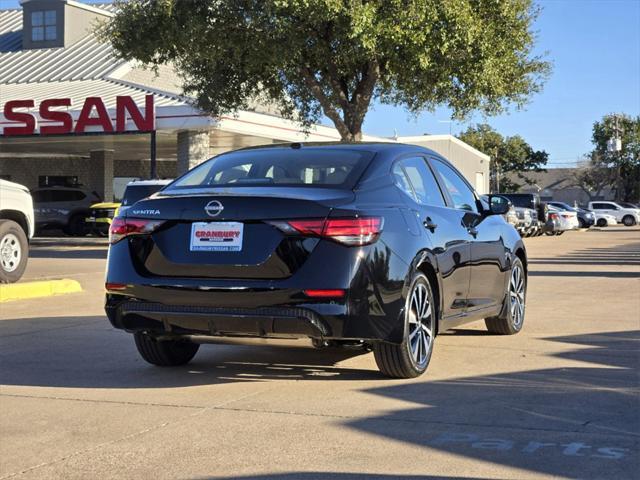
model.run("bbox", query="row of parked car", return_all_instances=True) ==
[489,193,640,237]
[28,180,172,236]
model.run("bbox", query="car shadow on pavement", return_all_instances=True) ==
[528,240,640,278]
[29,248,108,259]
[198,475,483,480]
[344,330,640,479]
[0,315,380,388]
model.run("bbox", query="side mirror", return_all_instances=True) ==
[487,195,511,215]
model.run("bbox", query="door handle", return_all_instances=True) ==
[423,217,437,232]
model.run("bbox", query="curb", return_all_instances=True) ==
[0,279,83,303]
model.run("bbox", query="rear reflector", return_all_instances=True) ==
[109,217,164,244]
[105,282,127,291]
[303,289,346,298]
[272,217,382,246]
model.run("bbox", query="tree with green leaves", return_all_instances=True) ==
[590,114,640,202]
[571,153,614,201]
[457,123,548,193]
[102,0,550,141]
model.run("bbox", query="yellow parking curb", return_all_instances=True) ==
[0,279,83,303]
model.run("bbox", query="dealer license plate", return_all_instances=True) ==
[190,222,244,252]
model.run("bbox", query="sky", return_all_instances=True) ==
[361,0,640,167]
[2,0,639,167]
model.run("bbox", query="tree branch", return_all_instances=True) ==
[301,67,351,140]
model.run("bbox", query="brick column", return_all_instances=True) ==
[89,149,114,202]
[177,130,210,175]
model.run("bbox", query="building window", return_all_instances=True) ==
[32,10,57,42]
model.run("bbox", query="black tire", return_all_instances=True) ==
[373,272,436,378]
[578,218,585,229]
[622,215,636,227]
[485,257,526,335]
[134,332,199,366]
[64,214,87,236]
[0,220,29,284]
[596,218,607,227]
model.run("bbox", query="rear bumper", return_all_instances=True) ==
[104,238,411,344]
[106,298,338,339]
[105,294,396,342]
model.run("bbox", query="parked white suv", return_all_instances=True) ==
[0,180,35,283]
[587,201,640,227]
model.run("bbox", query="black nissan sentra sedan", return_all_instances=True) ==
[105,143,527,378]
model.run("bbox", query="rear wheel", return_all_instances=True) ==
[64,214,87,236]
[596,218,607,227]
[0,220,29,284]
[622,215,636,227]
[485,257,526,335]
[134,332,199,366]
[373,272,435,378]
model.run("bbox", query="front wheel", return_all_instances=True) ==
[622,215,636,227]
[0,220,29,284]
[134,332,199,366]
[373,272,435,378]
[485,257,526,335]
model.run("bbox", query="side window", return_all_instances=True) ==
[31,190,49,203]
[392,163,416,200]
[49,190,75,202]
[392,157,446,207]
[431,158,478,213]
[592,203,605,210]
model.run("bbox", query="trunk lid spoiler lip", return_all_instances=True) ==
[156,186,354,199]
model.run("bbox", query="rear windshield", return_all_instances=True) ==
[122,185,165,206]
[166,148,374,191]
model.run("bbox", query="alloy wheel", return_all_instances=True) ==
[406,281,434,368]
[509,264,525,328]
[0,233,21,273]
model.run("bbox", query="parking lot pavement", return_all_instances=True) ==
[1,229,638,479]
[20,237,107,286]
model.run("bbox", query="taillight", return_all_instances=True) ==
[109,217,164,244]
[549,213,558,220]
[270,217,383,246]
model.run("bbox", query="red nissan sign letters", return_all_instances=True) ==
[1,95,155,136]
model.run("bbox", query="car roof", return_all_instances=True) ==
[226,141,440,156]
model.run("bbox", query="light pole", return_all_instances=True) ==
[607,115,623,200]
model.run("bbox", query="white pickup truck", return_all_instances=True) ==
[587,201,640,227]
[0,179,35,283]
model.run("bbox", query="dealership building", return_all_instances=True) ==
[0,0,490,201]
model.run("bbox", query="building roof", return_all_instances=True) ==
[0,78,185,107]
[0,5,124,84]
[505,168,578,191]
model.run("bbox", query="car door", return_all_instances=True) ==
[31,189,51,224]
[429,157,508,317]
[392,156,471,319]
[592,202,618,221]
